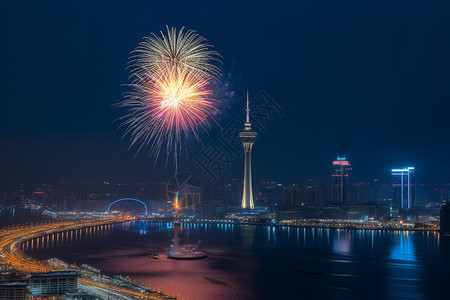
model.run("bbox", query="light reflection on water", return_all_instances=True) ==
[333,230,352,255]
[390,232,416,262]
[22,221,448,300]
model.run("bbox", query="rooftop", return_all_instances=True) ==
[27,271,79,279]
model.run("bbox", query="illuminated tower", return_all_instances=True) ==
[240,92,258,209]
[331,156,352,204]
[391,167,414,210]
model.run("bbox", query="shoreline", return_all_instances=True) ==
[0,217,176,300]
[140,218,441,233]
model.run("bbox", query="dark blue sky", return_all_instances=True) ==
[1,1,450,186]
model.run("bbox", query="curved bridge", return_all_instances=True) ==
[107,198,148,216]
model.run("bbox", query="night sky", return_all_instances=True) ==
[2,1,450,187]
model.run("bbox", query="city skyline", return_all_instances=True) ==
[3,162,448,210]
[0,160,444,190]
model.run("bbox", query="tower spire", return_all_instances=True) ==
[240,90,257,210]
[246,90,250,124]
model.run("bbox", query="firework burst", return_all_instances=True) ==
[129,26,221,84]
[116,26,221,166]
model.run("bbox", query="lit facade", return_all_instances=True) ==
[331,156,351,204]
[27,271,79,296]
[240,92,257,209]
[391,167,414,210]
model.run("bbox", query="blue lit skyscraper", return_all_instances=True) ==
[391,167,414,210]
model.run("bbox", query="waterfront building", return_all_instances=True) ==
[240,92,258,209]
[391,167,415,210]
[306,184,323,206]
[277,204,389,221]
[283,185,300,208]
[372,180,393,205]
[340,204,390,221]
[255,181,284,209]
[350,180,393,205]
[27,271,79,296]
[282,181,325,209]
[0,281,27,300]
[331,156,352,205]
[215,178,241,208]
[414,182,450,207]
[441,202,450,234]
[351,182,371,203]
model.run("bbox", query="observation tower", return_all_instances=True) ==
[240,92,258,209]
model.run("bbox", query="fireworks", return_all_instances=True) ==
[129,26,221,83]
[116,26,221,165]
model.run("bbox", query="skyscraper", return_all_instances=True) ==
[440,202,450,234]
[392,167,414,210]
[306,184,323,206]
[283,185,300,208]
[331,156,351,204]
[240,92,258,209]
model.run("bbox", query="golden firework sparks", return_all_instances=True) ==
[116,26,221,166]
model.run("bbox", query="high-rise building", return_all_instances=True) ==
[331,156,352,204]
[306,185,323,206]
[215,178,241,207]
[392,167,414,210]
[240,92,258,209]
[283,185,300,208]
[255,181,284,208]
[440,202,450,234]
[351,182,371,203]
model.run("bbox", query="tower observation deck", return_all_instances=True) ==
[240,91,258,209]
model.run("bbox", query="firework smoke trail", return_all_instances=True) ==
[116,26,222,167]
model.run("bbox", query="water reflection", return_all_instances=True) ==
[21,224,115,251]
[333,230,352,255]
[242,225,255,247]
[390,232,416,262]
